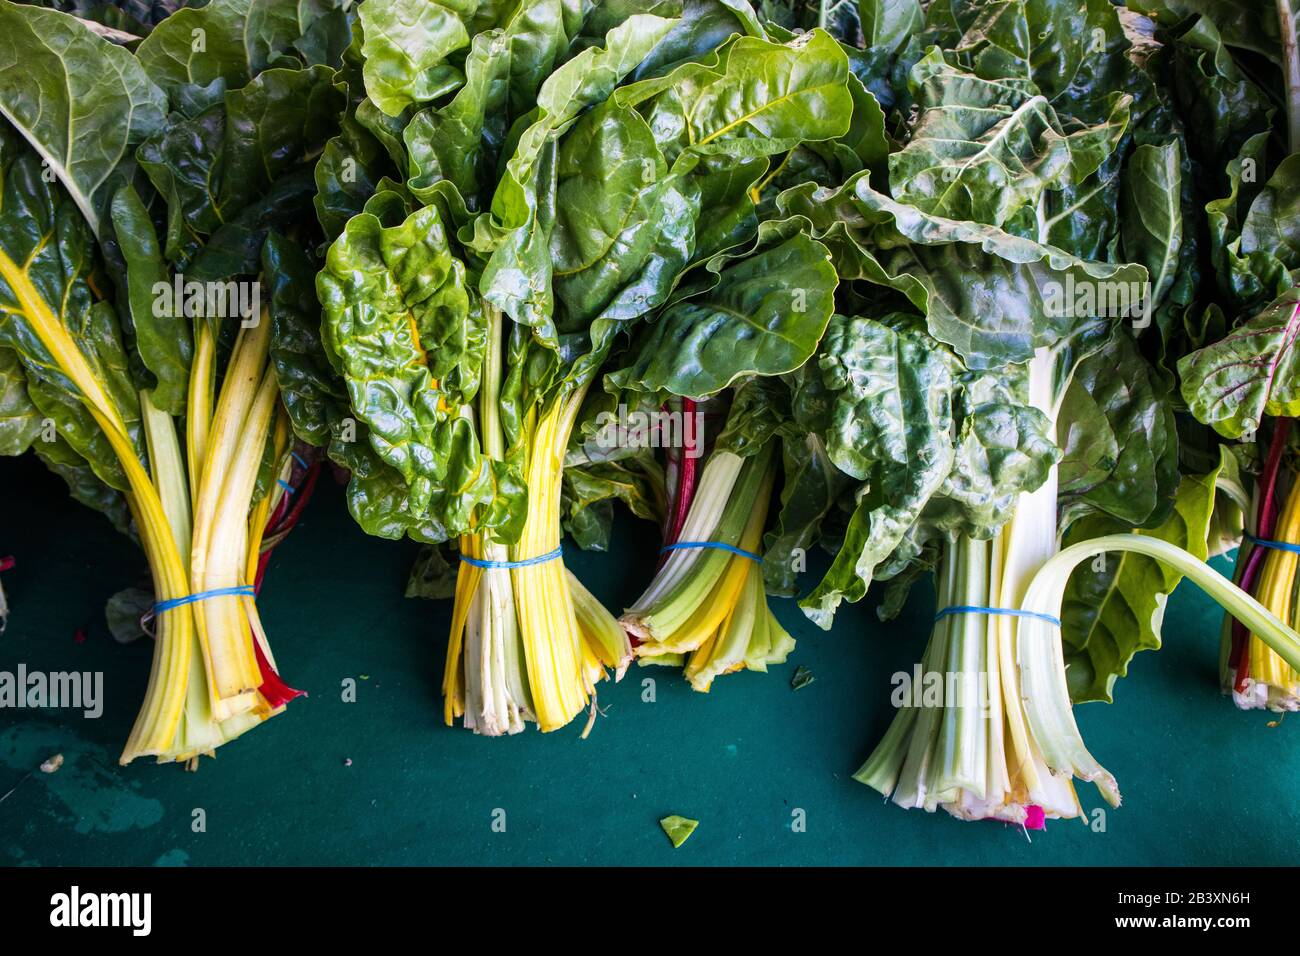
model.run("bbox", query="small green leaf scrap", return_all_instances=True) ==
[791,665,815,690]
[658,815,698,849]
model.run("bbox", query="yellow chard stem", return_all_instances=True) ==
[0,249,193,762]
[512,384,596,731]
[191,314,274,709]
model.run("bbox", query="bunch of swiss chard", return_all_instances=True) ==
[313,0,856,733]
[684,0,1300,824]
[1154,0,1300,713]
[0,0,348,763]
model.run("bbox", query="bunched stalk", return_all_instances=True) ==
[623,440,792,690]
[511,384,600,730]
[857,348,1107,822]
[443,307,628,735]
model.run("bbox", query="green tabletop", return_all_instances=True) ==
[1,454,1295,867]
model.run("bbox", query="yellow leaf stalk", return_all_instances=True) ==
[622,440,792,692]
[442,307,626,735]
[0,238,299,763]
[1235,476,1300,709]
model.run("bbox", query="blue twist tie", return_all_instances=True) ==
[934,605,1062,628]
[659,541,763,563]
[1244,532,1300,556]
[277,478,296,494]
[460,546,563,570]
[290,451,309,469]
[154,585,255,614]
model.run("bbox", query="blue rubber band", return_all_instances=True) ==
[459,546,563,570]
[934,605,1062,628]
[277,478,296,494]
[659,541,763,563]
[290,451,308,469]
[154,585,255,614]
[1244,532,1300,555]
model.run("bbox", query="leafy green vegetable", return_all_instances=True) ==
[1062,461,1220,703]
[0,0,166,234]
[1179,294,1300,438]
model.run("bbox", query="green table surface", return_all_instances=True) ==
[1,453,1296,867]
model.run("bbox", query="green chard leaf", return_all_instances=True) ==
[0,130,143,492]
[1061,457,1221,703]
[110,185,191,415]
[609,223,837,398]
[0,0,166,234]
[356,0,475,117]
[1059,329,1180,529]
[1178,292,1300,438]
[0,346,41,455]
[317,198,523,540]
[797,315,957,629]
[136,0,345,95]
[779,171,1149,369]
[889,50,1130,228]
[477,13,680,338]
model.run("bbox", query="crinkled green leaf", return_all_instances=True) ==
[779,170,1149,369]
[941,0,1132,120]
[356,0,474,117]
[136,0,342,94]
[137,64,342,269]
[265,230,347,448]
[628,28,852,166]
[550,100,694,331]
[1160,13,1273,186]
[1059,329,1179,527]
[318,200,523,539]
[608,226,836,398]
[404,0,581,213]
[0,133,143,490]
[797,315,956,628]
[478,13,679,335]
[0,346,40,455]
[890,51,1130,228]
[921,364,1059,538]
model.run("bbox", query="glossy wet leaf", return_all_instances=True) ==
[356,0,474,117]
[136,0,343,94]
[610,228,837,398]
[890,51,1130,228]
[0,1,166,234]
[110,185,191,415]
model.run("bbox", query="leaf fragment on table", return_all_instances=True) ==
[659,814,698,848]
